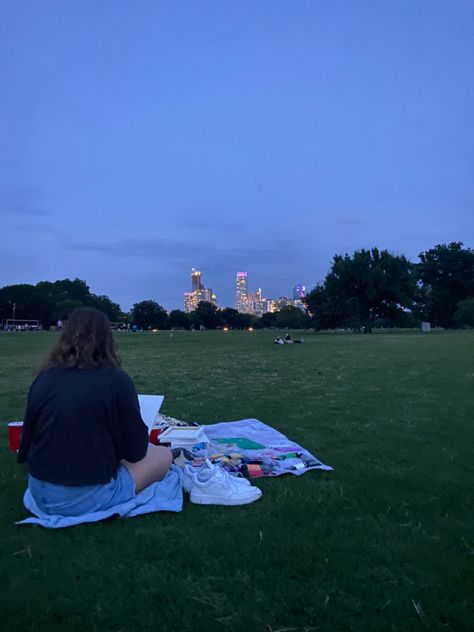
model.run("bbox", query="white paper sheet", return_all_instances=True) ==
[137,394,164,430]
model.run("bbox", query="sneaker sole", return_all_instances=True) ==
[190,490,262,506]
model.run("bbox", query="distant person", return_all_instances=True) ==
[274,336,284,345]
[56,319,63,330]
[18,308,173,520]
[294,337,304,344]
[284,333,294,344]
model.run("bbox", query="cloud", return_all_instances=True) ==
[0,186,52,217]
[14,222,53,234]
[65,236,284,266]
[333,215,372,226]
[3,205,51,217]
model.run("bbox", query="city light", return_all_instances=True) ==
[248,327,254,331]
[223,327,229,332]
[184,268,306,315]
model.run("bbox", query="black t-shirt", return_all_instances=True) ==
[18,366,149,486]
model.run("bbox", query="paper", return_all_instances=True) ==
[137,394,164,430]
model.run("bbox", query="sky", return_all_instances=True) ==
[1,1,473,311]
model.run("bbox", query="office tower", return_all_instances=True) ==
[248,288,267,316]
[293,284,307,311]
[277,296,292,311]
[235,271,249,313]
[184,269,218,312]
[293,284,306,301]
[191,268,203,292]
[184,292,197,313]
[267,299,277,313]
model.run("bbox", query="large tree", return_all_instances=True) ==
[417,242,474,327]
[0,278,125,328]
[169,309,190,329]
[130,300,169,329]
[191,301,221,330]
[275,306,310,329]
[220,307,254,329]
[306,248,417,329]
[88,294,123,321]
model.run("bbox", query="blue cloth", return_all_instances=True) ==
[16,464,183,528]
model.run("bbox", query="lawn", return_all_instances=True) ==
[0,329,473,631]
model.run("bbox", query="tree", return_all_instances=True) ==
[259,312,278,328]
[305,248,417,329]
[131,300,169,329]
[88,294,123,322]
[417,242,474,327]
[52,299,85,322]
[454,297,474,328]
[0,284,37,322]
[169,309,190,329]
[191,301,221,329]
[275,306,310,329]
[220,308,242,329]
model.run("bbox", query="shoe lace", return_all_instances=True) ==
[211,464,244,490]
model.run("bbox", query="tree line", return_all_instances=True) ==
[0,278,309,331]
[305,242,474,329]
[1,242,473,330]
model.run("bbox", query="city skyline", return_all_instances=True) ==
[184,267,305,314]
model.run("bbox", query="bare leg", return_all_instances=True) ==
[122,444,173,493]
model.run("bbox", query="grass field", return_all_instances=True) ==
[0,329,473,631]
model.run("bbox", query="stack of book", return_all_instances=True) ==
[157,425,209,450]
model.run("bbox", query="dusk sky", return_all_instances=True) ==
[1,1,473,310]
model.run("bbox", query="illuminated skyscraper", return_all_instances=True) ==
[293,284,306,301]
[191,268,203,292]
[184,269,218,312]
[184,292,198,313]
[235,271,249,313]
[293,284,307,311]
[277,296,292,311]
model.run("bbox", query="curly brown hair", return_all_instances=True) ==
[40,308,121,372]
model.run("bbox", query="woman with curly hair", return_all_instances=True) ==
[18,307,173,521]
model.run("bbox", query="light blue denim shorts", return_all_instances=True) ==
[28,465,135,517]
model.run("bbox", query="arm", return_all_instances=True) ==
[111,370,149,463]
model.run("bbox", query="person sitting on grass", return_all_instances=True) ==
[17,308,173,518]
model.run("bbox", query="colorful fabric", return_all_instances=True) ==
[200,419,332,477]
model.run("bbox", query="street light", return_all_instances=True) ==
[12,302,16,321]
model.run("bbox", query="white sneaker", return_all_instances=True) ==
[188,461,262,506]
[182,459,251,493]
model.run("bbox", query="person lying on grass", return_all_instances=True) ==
[17,308,172,517]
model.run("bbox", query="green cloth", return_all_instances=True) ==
[213,437,265,450]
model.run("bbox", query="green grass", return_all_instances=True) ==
[1,330,473,631]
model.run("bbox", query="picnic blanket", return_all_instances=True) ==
[16,419,331,528]
[201,418,332,477]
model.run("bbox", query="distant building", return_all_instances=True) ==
[235,271,249,313]
[277,296,292,311]
[184,269,217,312]
[266,299,277,313]
[293,284,306,301]
[247,288,268,316]
[191,268,203,292]
[293,284,307,311]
